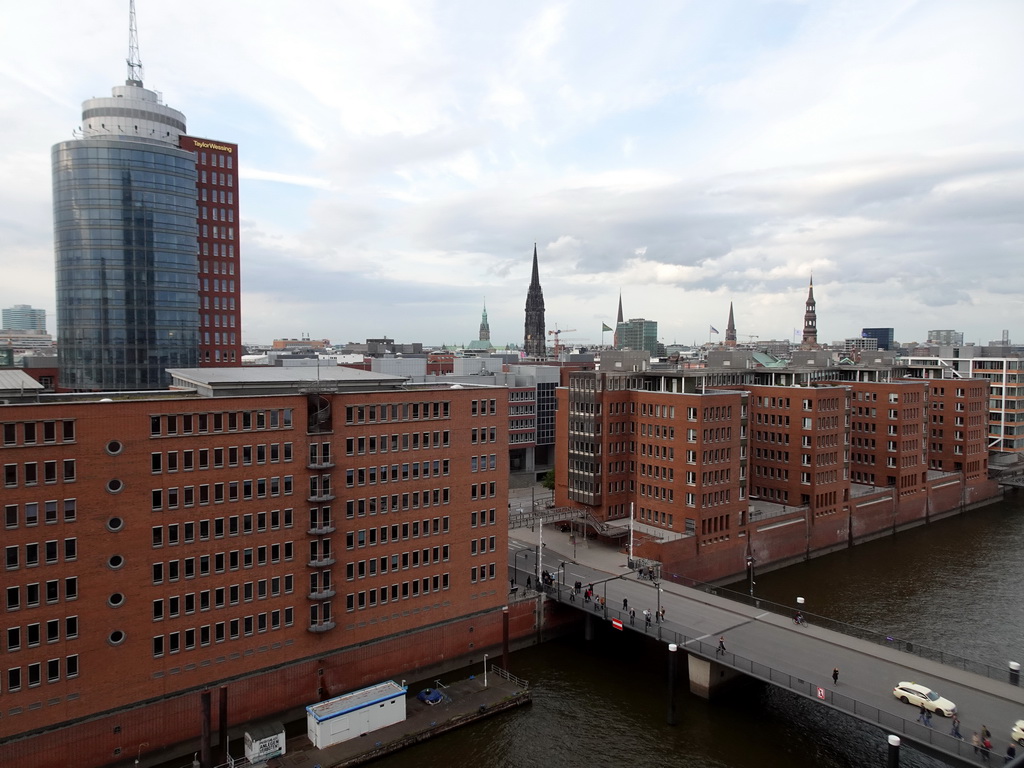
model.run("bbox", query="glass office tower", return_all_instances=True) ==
[53,83,199,390]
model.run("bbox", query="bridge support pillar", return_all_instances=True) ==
[666,643,678,725]
[584,612,594,642]
[686,654,746,700]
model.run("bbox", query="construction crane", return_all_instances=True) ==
[548,327,577,357]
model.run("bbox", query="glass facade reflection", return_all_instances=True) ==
[53,139,199,390]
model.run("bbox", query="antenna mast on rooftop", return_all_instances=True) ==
[126,0,144,86]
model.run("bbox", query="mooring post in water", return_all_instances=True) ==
[887,735,900,768]
[218,685,228,764]
[666,643,678,726]
[200,689,212,768]
[502,605,510,672]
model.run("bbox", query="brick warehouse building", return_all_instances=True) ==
[0,367,526,767]
[555,365,998,583]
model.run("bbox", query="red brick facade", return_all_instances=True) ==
[178,136,243,368]
[0,384,511,767]
[555,370,999,584]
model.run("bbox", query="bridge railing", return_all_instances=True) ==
[691,635,991,764]
[664,576,1013,684]
[542,585,1014,764]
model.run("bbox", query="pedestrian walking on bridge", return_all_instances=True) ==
[832,667,839,686]
[716,636,726,655]
[622,597,628,611]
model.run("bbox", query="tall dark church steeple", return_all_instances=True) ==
[524,243,547,358]
[725,301,737,346]
[801,275,818,349]
[478,301,490,342]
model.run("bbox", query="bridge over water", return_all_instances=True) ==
[509,542,1024,766]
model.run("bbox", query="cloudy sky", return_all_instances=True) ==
[2,0,1022,349]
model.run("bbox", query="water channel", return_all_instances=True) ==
[375,492,1024,768]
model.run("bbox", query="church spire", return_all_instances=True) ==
[725,301,737,346]
[523,243,547,358]
[801,275,818,349]
[478,300,490,342]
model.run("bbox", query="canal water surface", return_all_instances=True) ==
[373,493,1024,768]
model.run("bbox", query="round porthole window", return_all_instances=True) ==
[107,479,124,494]
[108,593,125,608]
[107,517,124,532]
[106,440,123,455]
[108,630,126,646]
[108,554,124,570]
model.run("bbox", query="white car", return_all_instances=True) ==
[892,681,957,717]
[1012,720,1024,747]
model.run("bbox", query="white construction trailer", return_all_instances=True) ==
[306,680,408,749]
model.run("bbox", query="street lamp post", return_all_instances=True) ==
[515,550,530,587]
[557,561,566,600]
[483,654,488,688]
[746,554,755,597]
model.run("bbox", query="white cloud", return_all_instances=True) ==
[0,0,1021,348]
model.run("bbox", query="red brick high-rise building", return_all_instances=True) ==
[0,368,514,768]
[178,137,243,367]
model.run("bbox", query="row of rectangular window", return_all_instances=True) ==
[5,539,77,570]
[152,477,293,510]
[200,206,234,222]
[152,443,294,473]
[470,536,497,555]
[345,516,451,549]
[153,608,293,658]
[470,563,498,583]
[345,402,451,424]
[470,508,498,527]
[3,460,76,488]
[344,489,450,517]
[150,542,294,574]
[4,655,78,693]
[201,314,236,329]
[345,545,450,580]
[201,286,236,305]
[153,577,293,620]
[470,482,498,500]
[199,170,234,186]
[1,420,75,447]
[345,432,451,455]
[151,549,296,589]
[150,410,294,438]
[470,427,499,443]
[345,460,450,486]
[5,498,76,529]
[198,151,233,169]
[470,454,498,472]
[153,475,293,511]
[6,578,78,611]
[5,616,78,652]
[346,572,451,611]
[200,241,235,257]
[151,510,294,548]
[199,187,233,204]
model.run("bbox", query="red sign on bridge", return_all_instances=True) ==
[611,619,624,631]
